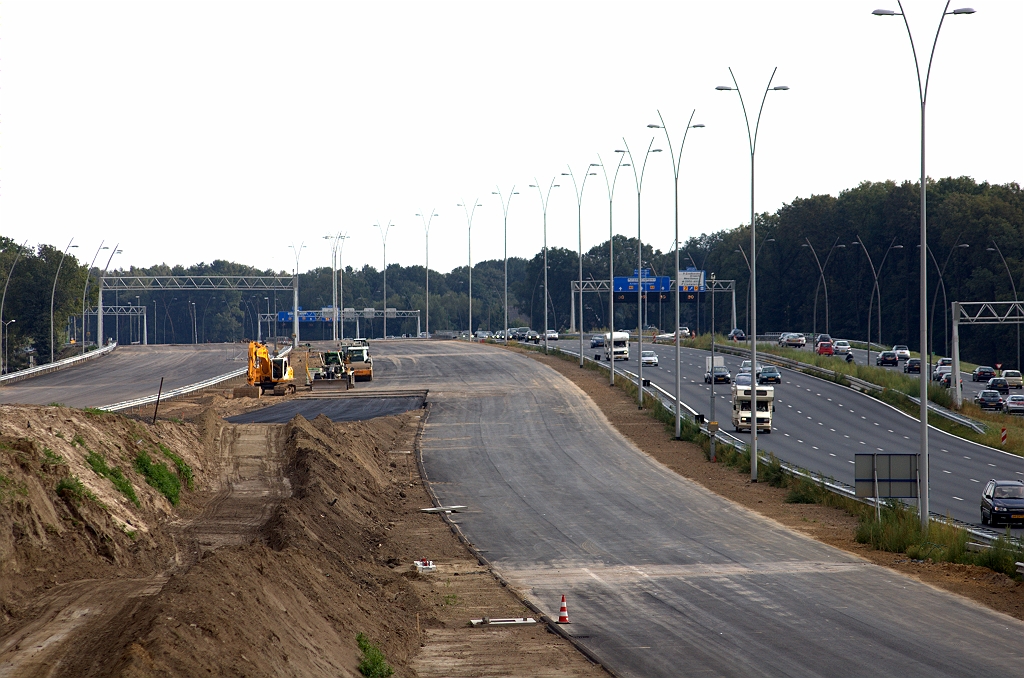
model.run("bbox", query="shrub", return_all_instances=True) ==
[159,443,194,490]
[760,453,787,488]
[85,450,139,506]
[855,500,921,553]
[134,450,181,505]
[356,633,394,678]
[56,475,97,504]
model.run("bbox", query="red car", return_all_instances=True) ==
[816,341,834,356]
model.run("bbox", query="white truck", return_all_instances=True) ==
[731,382,775,433]
[604,331,630,361]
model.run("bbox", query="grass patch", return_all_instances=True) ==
[134,450,181,505]
[48,402,65,407]
[82,407,107,418]
[71,434,86,448]
[158,443,194,490]
[356,633,394,678]
[56,475,99,505]
[85,450,139,506]
[54,431,65,440]
[42,447,66,466]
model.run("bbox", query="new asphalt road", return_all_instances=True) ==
[373,340,1024,678]
[0,344,247,408]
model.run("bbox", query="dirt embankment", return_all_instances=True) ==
[1,394,606,677]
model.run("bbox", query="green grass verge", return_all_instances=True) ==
[55,475,99,505]
[134,450,181,505]
[42,448,66,466]
[85,450,139,507]
[158,443,194,490]
[356,633,394,678]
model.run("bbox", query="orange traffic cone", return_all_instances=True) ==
[557,595,570,624]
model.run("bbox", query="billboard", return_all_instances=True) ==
[678,268,706,292]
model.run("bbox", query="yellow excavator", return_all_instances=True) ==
[246,341,296,395]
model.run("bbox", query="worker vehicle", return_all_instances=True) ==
[340,339,374,381]
[603,331,630,361]
[731,382,775,433]
[246,341,296,395]
[307,350,352,390]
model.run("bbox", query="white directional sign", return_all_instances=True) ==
[678,269,706,292]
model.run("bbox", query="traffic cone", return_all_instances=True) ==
[556,595,570,624]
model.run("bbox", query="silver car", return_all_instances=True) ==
[1003,394,1024,415]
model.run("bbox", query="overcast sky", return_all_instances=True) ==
[2,1,1021,279]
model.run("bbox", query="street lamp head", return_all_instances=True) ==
[801,243,809,247]
[765,238,776,243]
[589,163,600,167]
[529,184,537,188]
[588,172,597,176]
[561,173,570,176]
[872,8,897,15]
[621,163,631,167]
[647,124,662,129]
[512,191,519,195]
[986,247,996,251]
[691,123,706,128]
[491,192,499,195]
[715,86,734,91]
[772,86,790,91]
[652,148,663,153]
[615,149,626,153]
[70,245,78,248]
[957,243,970,248]
[951,7,976,14]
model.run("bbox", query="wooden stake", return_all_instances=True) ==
[152,377,165,424]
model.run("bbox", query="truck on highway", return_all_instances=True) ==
[731,382,775,433]
[604,332,630,361]
[341,339,373,381]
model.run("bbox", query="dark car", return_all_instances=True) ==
[903,358,921,374]
[875,351,898,366]
[973,390,1003,410]
[758,365,782,384]
[815,334,832,347]
[987,377,1010,395]
[727,328,746,341]
[526,330,541,344]
[705,365,732,384]
[590,334,605,348]
[981,479,1024,526]
[972,366,996,382]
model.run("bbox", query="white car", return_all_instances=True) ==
[640,350,659,366]
[544,329,559,341]
[833,340,852,355]
[739,360,763,374]
[893,345,911,361]
[1002,370,1022,389]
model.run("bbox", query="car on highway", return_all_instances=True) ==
[833,340,851,355]
[758,365,782,384]
[933,365,952,382]
[1002,394,1024,415]
[875,351,898,366]
[932,357,953,380]
[939,372,962,389]
[816,341,834,356]
[785,333,807,348]
[640,350,659,366]
[893,345,911,361]
[590,334,605,348]
[815,333,832,346]
[903,358,921,374]
[475,330,492,339]
[655,329,689,342]
[973,390,1004,410]
[987,377,1010,395]
[493,330,505,341]
[980,479,1024,527]
[739,360,763,374]
[972,366,996,382]
[705,365,732,384]
[525,330,541,343]
[727,328,746,341]
[544,329,559,341]
[1002,369,1023,389]
[733,373,753,386]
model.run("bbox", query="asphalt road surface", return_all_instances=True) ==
[373,340,1024,677]
[599,341,1024,535]
[0,344,247,408]
[226,395,425,423]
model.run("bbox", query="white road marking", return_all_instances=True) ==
[798,439,804,443]
[848,460,855,464]
[953,496,963,501]
[829,453,836,457]
[943,469,951,474]
[989,463,996,467]
[964,456,971,460]
[830,428,836,432]
[970,479,979,483]
[812,446,819,450]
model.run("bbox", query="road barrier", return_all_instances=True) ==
[0,342,118,386]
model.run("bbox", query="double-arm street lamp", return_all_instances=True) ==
[323,232,349,341]
[621,137,662,409]
[717,66,789,482]
[987,240,1020,370]
[735,238,775,339]
[801,237,846,337]
[529,179,559,354]
[2,319,14,374]
[416,210,439,338]
[562,165,599,366]
[0,239,28,375]
[492,186,519,345]
[873,0,975,533]
[458,199,483,337]
[373,223,394,339]
[50,239,78,362]
[924,240,969,370]
[853,236,903,365]
[649,110,704,439]
[80,242,108,353]
[596,152,629,386]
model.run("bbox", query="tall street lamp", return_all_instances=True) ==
[492,186,519,345]
[0,240,29,374]
[323,232,349,341]
[458,199,483,337]
[2,319,14,373]
[801,237,846,336]
[264,297,270,343]
[95,245,121,348]
[987,240,1020,370]
[597,152,629,386]
[80,242,108,353]
[650,110,705,438]
[735,238,775,339]
[373,223,394,339]
[529,179,559,354]
[562,164,599,366]
[50,239,78,363]
[416,210,439,338]
[622,137,662,409]
[289,243,305,346]
[873,0,975,534]
[853,236,903,365]
[925,240,969,368]
[717,66,789,482]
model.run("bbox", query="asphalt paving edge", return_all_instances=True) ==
[412,398,617,677]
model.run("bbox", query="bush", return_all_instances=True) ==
[135,450,181,505]
[159,443,194,490]
[785,476,825,504]
[56,475,97,504]
[855,500,921,553]
[760,453,787,488]
[356,633,394,678]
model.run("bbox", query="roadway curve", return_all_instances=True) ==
[0,344,247,408]
[611,341,1024,535]
[373,340,1024,678]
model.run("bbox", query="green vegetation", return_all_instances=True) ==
[48,402,65,408]
[0,473,28,500]
[356,633,394,678]
[85,450,139,506]
[159,443,194,490]
[82,407,107,418]
[134,450,181,505]
[42,447,66,466]
[71,434,86,447]
[56,475,98,504]
[54,431,65,439]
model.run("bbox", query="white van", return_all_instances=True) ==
[731,383,775,433]
[604,332,630,361]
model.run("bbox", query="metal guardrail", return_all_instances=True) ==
[99,345,292,412]
[0,342,118,386]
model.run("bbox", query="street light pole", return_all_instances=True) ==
[987,240,1020,370]
[735,238,775,340]
[492,186,519,345]
[927,240,969,370]
[622,137,662,409]
[289,243,305,346]
[650,110,705,438]
[2,319,14,374]
[416,210,439,338]
[96,245,121,349]
[562,165,599,367]
[80,242,107,354]
[717,66,789,482]
[50,239,78,363]
[372,224,394,339]
[323,232,348,341]
[529,179,559,354]
[854,236,903,365]
[458,199,483,338]
[801,237,846,336]
[0,239,29,375]
[598,152,628,387]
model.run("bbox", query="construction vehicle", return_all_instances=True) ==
[731,382,775,433]
[306,349,352,391]
[341,339,373,381]
[245,341,296,395]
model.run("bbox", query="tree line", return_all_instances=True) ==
[2,176,1020,371]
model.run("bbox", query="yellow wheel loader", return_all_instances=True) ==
[246,341,296,395]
